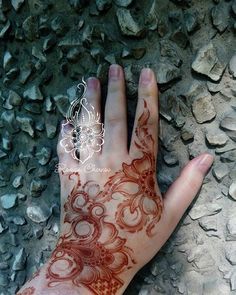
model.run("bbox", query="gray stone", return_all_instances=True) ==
[154,61,181,84]
[0,194,17,209]
[30,179,46,197]
[184,11,200,33]
[43,35,57,52]
[24,102,42,114]
[66,47,82,62]
[198,216,217,231]
[188,203,222,220]
[220,150,236,162]
[114,0,133,6]
[36,147,51,166]
[11,0,25,11]
[192,42,225,81]
[0,20,10,38]
[23,85,43,101]
[13,216,26,225]
[12,248,26,271]
[32,46,47,62]
[226,216,236,241]
[207,80,222,93]
[26,205,51,223]
[225,247,236,265]
[22,15,38,41]
[3,51,13,70]
[96,0,112,11]
[220,113,236,132]
[192,95,216,123]
[181,128,194,142]
[45,114,58,139]
[19,63,33,84]
[16,115,34,137]
[205,132,228,146]
[116,8,144,37]
[229,182,236,201]
[163,153,179,166]
[0,150,7,159]
[53,94,70,117]
[45,96,55,112]
[212,163,229,181]
[229,54,236,78]
[160,40,182,67]
[8,90,22,106]
[233,0,236,15]
[51,16,68,36]
[12,176,23,188]
[0,274,8,287]
[211,3,229,33]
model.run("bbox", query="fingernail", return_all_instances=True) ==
[140,68,153,85]
[109,64,121,80]
[196,153,214,174]
[87,77,98,90]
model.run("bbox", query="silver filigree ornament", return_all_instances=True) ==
[60,78,105,164]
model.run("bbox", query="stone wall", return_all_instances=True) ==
[0,0,235,294]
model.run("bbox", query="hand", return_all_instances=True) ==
[17,64,214,295]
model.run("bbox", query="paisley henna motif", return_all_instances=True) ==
[16,287,35,295]
[98,100,163,236]
[46,100,163,294]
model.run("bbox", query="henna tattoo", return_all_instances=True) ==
[46,100,163,293]
[46,174,135,294]
[16,287,35,295]
[98,100,163,236]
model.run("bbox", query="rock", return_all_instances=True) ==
[45,96,55,112]
[220,150,236,162]
[12,175,23,188]
[0,20,11,38]
[53,94,70,117]
[43,35,57,52]
[11,0,25,11]
[8,90,22,106]
[36,147,51,166]
[0,274,8,287]
[188,203,222,220]
[192,95,216,123]
[23,85,43,101]
[207,80,222,93]
[19,63,33,84]
[199,216,217,231]
[181,128,194,142]
[212,163,229,181]
[0,194,17,209]
[16,115,34,137]
[114,0,133,6]
[225,247,236,265]
[229,54,236,78]
[233,0,236,15]
[184,11,200,33]
[229,182,236,201]
[3,51,13,70]
[12,248,26,270]
[145,0,159,30]
[66,47,82,62]
[96,0,112,11]
[51,16,68,36]
[160,40,182,67]
[192,42,225,82]
[13,216,26,225]
[30,179,46,197]
[2,133,12,151]
[184,81,208,103]
[154,61,181,84]
[231,271,236,291]
[220,112,236,132]
[116,8,144,37]
[24,102,42,114]
[0,150,7,159]
[163,153,179,166]
[211,3,229,33]
[226,216,236,241]
[68,0,90,12]
[205,131,228,146]
[22,15,38,41]
[45,114,58,139]
[26,204,51,223]
[170,27,189,49]
[32,46,47,62]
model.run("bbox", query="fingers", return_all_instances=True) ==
[158,153,214,243]
[102,64,128,156]
[79,77,102,162]
[129,68,158,160]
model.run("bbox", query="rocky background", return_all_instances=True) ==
[0,0,235,294]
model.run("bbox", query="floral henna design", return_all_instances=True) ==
[16,287,35,295]
[46,100,163,293]
[46,173,135,294]
[98,100,163,236]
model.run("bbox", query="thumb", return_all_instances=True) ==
[158,153,214,241]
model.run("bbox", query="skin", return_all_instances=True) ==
[17,65,214,295]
